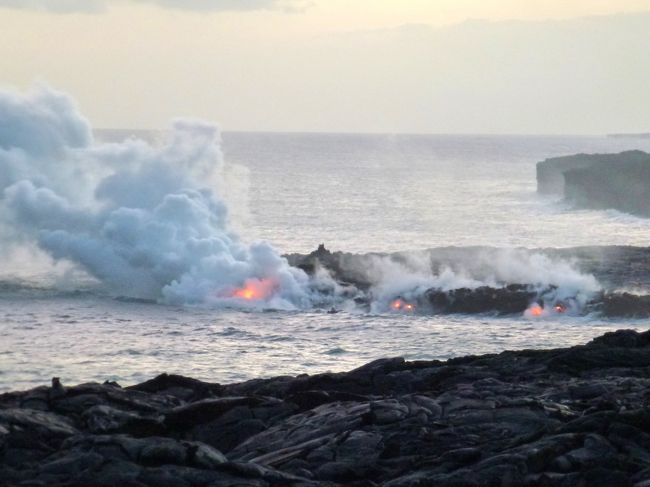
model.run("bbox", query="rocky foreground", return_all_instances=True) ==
[3,331,650,486]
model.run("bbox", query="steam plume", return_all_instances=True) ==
[0,85,603,314]
[0,85,311,307]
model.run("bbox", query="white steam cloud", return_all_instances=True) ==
[0,85,315,308]
[0,85,603,315]
[367,249,601,313]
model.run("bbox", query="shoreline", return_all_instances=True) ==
[2,329,650,486]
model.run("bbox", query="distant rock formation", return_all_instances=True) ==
[537,153,609,195]
[536,150,650,216]
[608,133,650,139]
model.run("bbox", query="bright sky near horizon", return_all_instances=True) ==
[2,0,650,133]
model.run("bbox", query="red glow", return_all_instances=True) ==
[554,304,566,313]
[390,299,415,312]
[231,278,277,301]
[529,304,543,317]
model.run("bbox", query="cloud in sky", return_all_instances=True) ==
[0,0,306,13]
[141,0,308,12]
[2,5,648,133]
[0,0,106,13]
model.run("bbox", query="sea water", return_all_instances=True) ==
[2,132,650,392]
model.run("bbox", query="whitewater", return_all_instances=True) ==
[2,85,650,392]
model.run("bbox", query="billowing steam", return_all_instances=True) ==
[0,85,603,315]
[365,249,601,315]
[0,85,316,308]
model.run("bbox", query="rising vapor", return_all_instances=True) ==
[0,85,604,314]
[0,85,316,307]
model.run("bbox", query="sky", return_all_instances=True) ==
[1,0,650,134]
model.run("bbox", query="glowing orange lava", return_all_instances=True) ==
[529,304,543,317]
[231,278,277,301]
[234,288,256,300]
[390,299,415,312]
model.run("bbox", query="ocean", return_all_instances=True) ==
[2,130,650,392]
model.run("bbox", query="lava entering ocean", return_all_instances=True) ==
[526,301,568,318]
[528,304,544,317]
[231,278,278,301]
[391,298,416,312]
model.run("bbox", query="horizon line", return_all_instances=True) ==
[93,128,650,138]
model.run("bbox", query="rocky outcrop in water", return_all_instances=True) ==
[421,286,650,318]
[422,284,541,315]
[536,150,650,216]
[563,158,650,217]
[288,245,650,292]
[536,153,603,195]
[3,329,650,486]
[288,246,650,317]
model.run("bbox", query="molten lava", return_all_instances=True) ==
[231,278,277,301]
[390,299,415,312]
[526,301,568,318]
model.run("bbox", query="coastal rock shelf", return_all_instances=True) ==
[3,330,650,486]
[536,150,650,216]
[287,245,650,316]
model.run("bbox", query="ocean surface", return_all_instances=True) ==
[2,132,650,392]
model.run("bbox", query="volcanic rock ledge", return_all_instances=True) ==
[536,150,650,217]
[3,330,650,486]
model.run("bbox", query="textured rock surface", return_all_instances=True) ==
[3,329,650,486]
